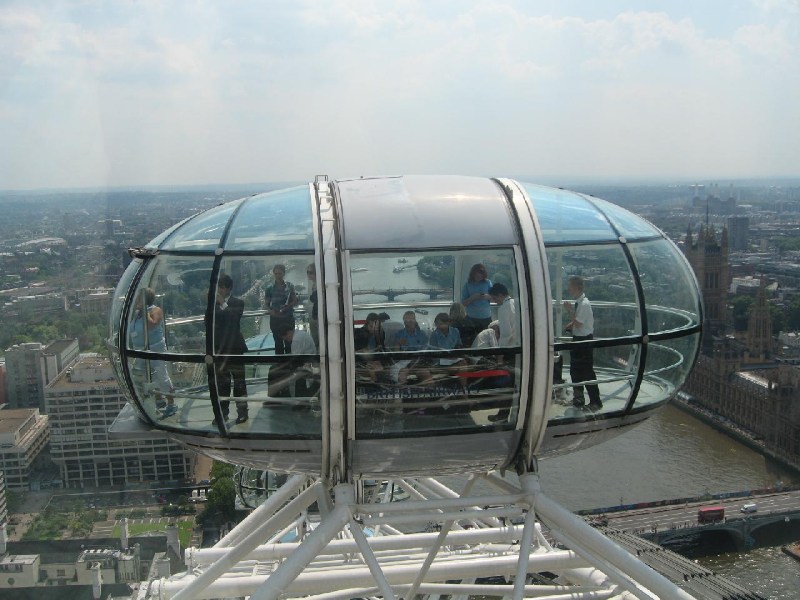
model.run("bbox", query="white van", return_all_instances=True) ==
[740,503,758,513]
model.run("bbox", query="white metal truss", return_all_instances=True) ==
[148,472,697,600]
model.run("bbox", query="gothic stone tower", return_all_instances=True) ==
[683,224,729,336]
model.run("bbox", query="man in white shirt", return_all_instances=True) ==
[488,284,517,347]
[487,285,517,423]
[282,327,317,355]
[471,321,500,349]
[563,276,602,411]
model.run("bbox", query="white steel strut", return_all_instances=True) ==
[147,472,697,600]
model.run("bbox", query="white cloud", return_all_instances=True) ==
[0,1,798,188]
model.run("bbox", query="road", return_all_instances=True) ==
[602,489,800,532]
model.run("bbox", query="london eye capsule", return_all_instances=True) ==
[108,175,701,480]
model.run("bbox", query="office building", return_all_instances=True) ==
[45,355,193,488]
[0,409,50,490]
[727,215,750,251]
[4,339,79,411]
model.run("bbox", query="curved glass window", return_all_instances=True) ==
[225,186,315,251]
[159,199,244,251]
[547,245,640,340]
[145,215,194,250]
[524,184,617,244]
[123,253,322,437]
[110,258,142,348]
[349,249,522,436]
[628,239,701,333]
[637,333,700,409]
[586,196,661,240]
[211,256,321,438]
[547,244,640,420]
[549,342,641,419]
[126,256,215,356]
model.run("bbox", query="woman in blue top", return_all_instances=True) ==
[461,263,493,340]
[429,312,467,372]
[129,287,176,416]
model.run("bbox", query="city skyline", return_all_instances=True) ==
[1,0,799,190]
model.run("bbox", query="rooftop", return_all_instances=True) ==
[0,408,37,434]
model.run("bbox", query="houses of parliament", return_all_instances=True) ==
[681,224,800,472]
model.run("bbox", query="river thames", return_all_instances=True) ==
[539,403,800,598]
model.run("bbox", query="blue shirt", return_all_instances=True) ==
[462,279,493,319]
[429,326,462,350]
[392,326,428,351]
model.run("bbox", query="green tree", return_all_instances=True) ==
[198,478,236,527]
[210,461,236,480]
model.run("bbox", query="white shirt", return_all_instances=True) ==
[572,293,594,336]
[289,329,317,355]
[472,328,499,349]
[497,298,517,346]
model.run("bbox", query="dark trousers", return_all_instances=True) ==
[216,361,248,417]
[570,335,600,404]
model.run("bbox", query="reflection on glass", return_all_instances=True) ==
[214,361,322,438]
[128,357,215,432]
[356,353,520,436]
[128,256,216,356]
[110,258,142,346]
[589,197,661,240]
[145,215,193,249]
[629,240,701,333]
[350,248,522,436]
[637,334,700,408]
[550,342,640,419]
[216,256,315,354]
[159,199,243,251]
[350,249,521,350]
[225,187,314,251]
[524,184,616,244]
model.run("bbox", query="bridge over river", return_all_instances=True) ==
[584,488,800,550]
[352,287,452,301]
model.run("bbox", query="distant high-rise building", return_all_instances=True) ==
[45,355,193,488]
[727,216,750,251]
[4,339,79,411]
[4,343,47,411]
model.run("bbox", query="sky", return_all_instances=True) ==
[1,0,798,190]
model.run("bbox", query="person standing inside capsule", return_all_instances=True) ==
[129,287,176,417]
[212,273,249,424]
[265,264,298,355]
[488,283,517,347]
[461,263,493,344]
[563,276,602,411]
[487,284,517,422]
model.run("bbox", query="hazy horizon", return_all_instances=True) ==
[2,1,799,190]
